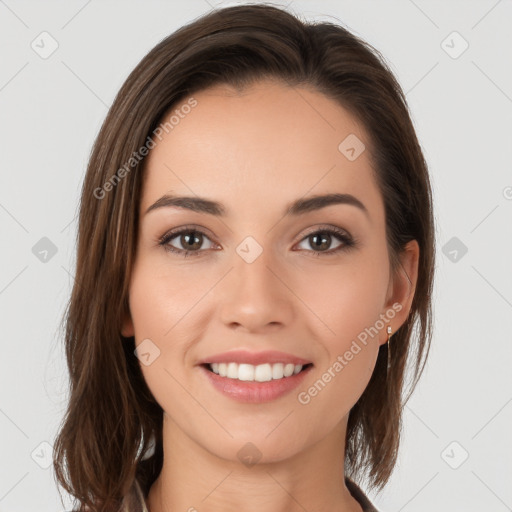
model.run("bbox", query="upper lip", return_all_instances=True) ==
[198,350,312,366]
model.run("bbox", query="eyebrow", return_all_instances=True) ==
[145,192,369,218]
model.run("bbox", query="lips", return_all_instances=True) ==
[197,350,314,403]
[198,349,312,366]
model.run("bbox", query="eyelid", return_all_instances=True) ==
[296,223,351,240]
[158,224,216,242]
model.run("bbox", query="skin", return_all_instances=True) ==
[122,78,419,512]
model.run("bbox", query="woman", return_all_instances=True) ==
[53,4,435,512]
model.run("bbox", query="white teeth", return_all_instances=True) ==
[238,364,254,381]
[254,363,272,382]
[272,363,284,379]
[208,362,306,381]
[227,362,238,379]
[283,363,294,377]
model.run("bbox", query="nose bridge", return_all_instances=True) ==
[218,235,294,331]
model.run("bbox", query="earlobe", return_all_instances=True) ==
[121,313,135,338]
[382,240,420,343]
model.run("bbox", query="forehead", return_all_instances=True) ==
[141,79,383,222]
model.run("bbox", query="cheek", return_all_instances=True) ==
[128,260,211,339]
[127,265,192,386]
[295,267,387,432]
[297,253,389,346]
[127,258,219,396]
[293,253,387,408]
[128,266,197,424]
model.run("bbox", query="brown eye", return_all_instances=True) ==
[308,232,336,251]
[179,231,203,251]
[159,228,216,257]
[295,227,355,256]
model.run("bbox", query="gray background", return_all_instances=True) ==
[1,0,511,510]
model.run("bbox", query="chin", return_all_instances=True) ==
[196,427,312,468]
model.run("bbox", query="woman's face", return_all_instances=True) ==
[122,79,418,463]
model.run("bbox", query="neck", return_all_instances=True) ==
[146,414,363,512]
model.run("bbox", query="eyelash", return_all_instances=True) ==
[157,224,357,258]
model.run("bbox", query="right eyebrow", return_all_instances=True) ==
[145,194,225,216]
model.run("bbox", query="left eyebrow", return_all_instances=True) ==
[284,193,369,218]
[144,192,369,219]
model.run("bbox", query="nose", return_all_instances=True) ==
[218,244,295,333]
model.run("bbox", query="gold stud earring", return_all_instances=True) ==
[386,326,392,374]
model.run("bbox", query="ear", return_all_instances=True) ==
[379,239,420,346]
[121,310,135,338]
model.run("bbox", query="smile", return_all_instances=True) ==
[207,362,313,382]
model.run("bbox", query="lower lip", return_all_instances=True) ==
[199,365,313,403]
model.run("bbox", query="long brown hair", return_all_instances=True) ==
[53,4,435,511]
